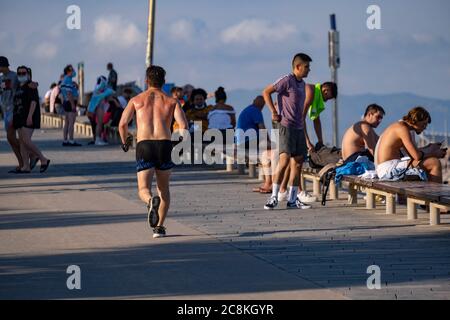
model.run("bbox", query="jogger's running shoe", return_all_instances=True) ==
[153,226,166,238]
[287,198,312,209]
[264,196,278,210]
[147,196,161,228]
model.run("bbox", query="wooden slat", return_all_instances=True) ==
[341,176,375,188]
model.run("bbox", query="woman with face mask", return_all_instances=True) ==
[13,66,50,173]
[185,88,213,134]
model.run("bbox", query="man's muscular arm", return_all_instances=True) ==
[361,123,378,157]
[173,101,188,131]
[119,98,136,146]
[398,125,426,161]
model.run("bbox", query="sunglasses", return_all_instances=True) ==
[17,71,28,76]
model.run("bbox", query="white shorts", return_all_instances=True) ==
[376,157,427,181]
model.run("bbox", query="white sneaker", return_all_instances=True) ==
[298,191,317,203]
[287,198,312,210]
[278,190,288,201]
[95,140,109,146]
[264,196,278,210]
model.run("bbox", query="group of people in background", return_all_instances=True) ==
[43,62,124,147]
[170,85,236,136]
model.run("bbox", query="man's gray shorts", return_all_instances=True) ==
[277,124,307,158]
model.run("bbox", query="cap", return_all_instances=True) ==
[0,56,10,68]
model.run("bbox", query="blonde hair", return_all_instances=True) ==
[403,106,431,125]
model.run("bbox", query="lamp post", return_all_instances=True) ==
[145,0,156,68]
[329,14,340,147]
[77,62,84,107]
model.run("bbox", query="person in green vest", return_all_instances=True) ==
[304,82,338,152]
[277,81,338,203]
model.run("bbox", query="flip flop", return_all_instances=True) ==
[147,196,161,228]
[259,187,272,194]
[30,158,39,171]
[15,169,31,174]
[40,160,51,173]
[252,187,263,193]
[8,167,21,174]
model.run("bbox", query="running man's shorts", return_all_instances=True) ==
[136,140,175,172]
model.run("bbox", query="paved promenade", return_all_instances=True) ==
[0,124,449,300]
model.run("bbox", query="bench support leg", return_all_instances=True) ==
[430,205,441,226]
[237,164,245,175]
[386,195,396,214]
[366,192,375,210]
[226,156,234,172]
[329,180,338,200]
[313,178,320,197]
[407,198,418,220]
[248,164,256,178]
[348,184,358,205]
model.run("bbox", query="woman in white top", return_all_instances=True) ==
[207,87,236,145]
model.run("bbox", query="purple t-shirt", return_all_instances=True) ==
[273,73,305,129]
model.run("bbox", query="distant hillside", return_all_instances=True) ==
[223,90,450,145]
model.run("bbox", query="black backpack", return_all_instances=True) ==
[319,164,338,206]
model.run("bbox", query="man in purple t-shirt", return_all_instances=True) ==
[262,53,312,210]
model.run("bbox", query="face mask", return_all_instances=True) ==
[18,75,28,84]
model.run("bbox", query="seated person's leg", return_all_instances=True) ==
[415,157,443,184]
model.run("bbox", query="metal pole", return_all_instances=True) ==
[145,0,156,68]
[78,62,84,107]
[331,66,338,146]
[329,14,340,147]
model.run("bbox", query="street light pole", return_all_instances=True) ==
[329,14,340,147]
[145,0,156,68]
[77,62,84,107]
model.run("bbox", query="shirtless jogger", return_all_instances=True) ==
[119,66,188,238]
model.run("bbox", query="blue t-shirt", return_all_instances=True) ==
[235,104,264,144]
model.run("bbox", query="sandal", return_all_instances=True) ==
[30,158,39,171]
[8,167,21,174]
[16,169,31,174]
[40,160,51,173]
[259,187,272,194]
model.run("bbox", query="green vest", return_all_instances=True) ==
[308,83,325,120]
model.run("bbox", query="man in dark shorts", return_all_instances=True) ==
[119,66,188,238]
[263,53,313,210]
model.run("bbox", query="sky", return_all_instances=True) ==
[1,0,450,100]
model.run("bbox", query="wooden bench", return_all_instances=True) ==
[342,176,450,225]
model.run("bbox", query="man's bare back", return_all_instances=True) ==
[342,121,378,160]
[131,89,177,142]
[375,121,414,164]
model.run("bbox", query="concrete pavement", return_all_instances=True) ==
[0,123,449,300]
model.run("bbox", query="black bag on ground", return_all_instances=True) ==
[309,145,342,169]
[318,164,338,206]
